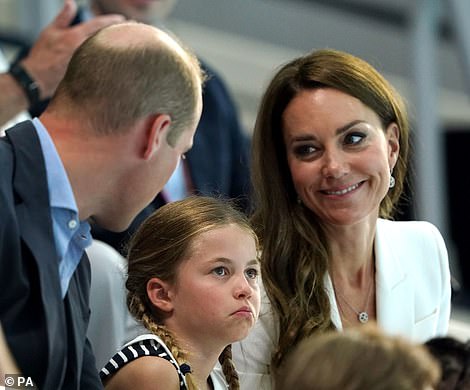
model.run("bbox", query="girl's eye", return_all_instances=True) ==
[344,132,366,145]
[212,267,228,277]
[245,268,259,279]
[293,144,317,157]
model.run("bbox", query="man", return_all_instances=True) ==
[9,0,250,250]
[75,0,252,252]
[0,0,123,131]
[0,21,203,390]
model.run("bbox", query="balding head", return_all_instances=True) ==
[95,22,175,51]
[49,21,203,144]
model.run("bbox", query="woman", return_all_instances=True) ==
[233,49,451,389]
[101,196,261,390]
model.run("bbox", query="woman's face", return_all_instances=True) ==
[282,88,399,227]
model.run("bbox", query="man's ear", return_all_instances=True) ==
[146,277,174,313]
[143,114,172,160]
[386,122,400,169]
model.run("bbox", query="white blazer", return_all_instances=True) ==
[232,219,452,390]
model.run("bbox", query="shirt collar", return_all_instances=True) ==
[32,117,78,213]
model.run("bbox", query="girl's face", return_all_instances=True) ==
[164,224,260,347]
[282,88,399,227]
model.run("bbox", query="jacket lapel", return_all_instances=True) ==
[8,122,68,387]
[326,219,414,335]
[324,273,343,330]
[375,219,414,336]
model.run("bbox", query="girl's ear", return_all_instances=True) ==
[146,277,174,313]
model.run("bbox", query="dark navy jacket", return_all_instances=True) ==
[0,121,101,389]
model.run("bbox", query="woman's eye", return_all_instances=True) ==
[212,267,228,277]
[293,144,317,157]
[345,132,365,145]
[245,268,259,279]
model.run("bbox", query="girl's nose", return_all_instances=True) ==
[233,275,253,299]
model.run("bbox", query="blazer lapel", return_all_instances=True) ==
[375,219,414,337]
[8,123,68,387]
[324,272,343,330]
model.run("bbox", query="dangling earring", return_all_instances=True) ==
[389,172,396,189]
[297,195,302,205]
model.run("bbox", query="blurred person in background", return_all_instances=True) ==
[275,325,440,390]
[425,336,470,390]
[0,0,123,132]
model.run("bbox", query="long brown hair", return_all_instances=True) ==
[251,49,410,368]
[126,196,258,389]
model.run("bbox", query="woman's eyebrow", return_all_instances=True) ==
[335,120,367,136]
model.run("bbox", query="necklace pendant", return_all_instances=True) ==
[358,312,369,324]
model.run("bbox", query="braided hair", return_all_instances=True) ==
[126,196,255,389]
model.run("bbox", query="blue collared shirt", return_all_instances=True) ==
[33,118,92,298]
[162,160,189,202]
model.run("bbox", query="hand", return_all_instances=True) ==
[21,0,124,99]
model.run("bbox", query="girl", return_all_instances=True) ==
[100,196,261,390]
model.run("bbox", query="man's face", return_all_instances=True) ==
[91,0,178,23]
[120,92,202,232]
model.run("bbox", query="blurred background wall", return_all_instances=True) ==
[1,0,470,302]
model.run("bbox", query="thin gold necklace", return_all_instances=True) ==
[334,276,374,324]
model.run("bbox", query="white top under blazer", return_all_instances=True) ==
[232,219,452,390]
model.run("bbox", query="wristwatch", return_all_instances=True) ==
[8,62,40,108]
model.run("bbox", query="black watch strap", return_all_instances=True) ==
[8,62,40,108]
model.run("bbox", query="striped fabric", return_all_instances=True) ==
[100,337,191,389]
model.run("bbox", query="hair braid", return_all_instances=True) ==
[218,345,240,390]
[128,295,199,389]
[125,197,257,389]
